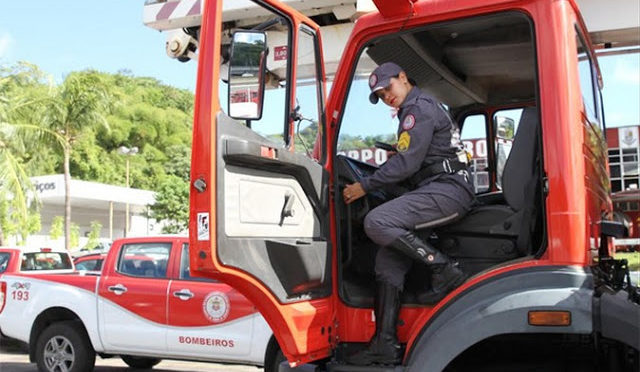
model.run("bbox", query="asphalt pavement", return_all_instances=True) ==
[0,337,263,372]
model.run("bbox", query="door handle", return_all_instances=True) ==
[108,284,127,295]
[279,192,296,226]
[173,289,194,300]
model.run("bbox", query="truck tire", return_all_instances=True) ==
[121,355,162,369]
[35,321,96,372]
[264,337,286,372]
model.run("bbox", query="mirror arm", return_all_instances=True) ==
[253,17,285,31]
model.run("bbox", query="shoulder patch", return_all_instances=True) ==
[402,114,416,130]
[397,131,411,152]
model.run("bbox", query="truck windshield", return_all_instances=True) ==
[21,252,73,271]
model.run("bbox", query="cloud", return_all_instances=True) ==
[0,32,13,58]
[613,59,640,85]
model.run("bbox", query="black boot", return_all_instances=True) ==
[417,262,467,304]
[346,282,402,365]
[390,232,467,303]
[389,232,449,266]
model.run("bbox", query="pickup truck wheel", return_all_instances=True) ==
[35,321,95,372]
[121,355,162,369]
[264,339,286,372]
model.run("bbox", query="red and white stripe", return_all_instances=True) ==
[143,0,203,31]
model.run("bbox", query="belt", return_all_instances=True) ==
[407,158,467,187]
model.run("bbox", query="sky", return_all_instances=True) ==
[0,0,198,91]
[1,1,638,132]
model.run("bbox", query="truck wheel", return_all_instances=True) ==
[264,338,286,372]
[121,355,162,369]
[35,321,95,372]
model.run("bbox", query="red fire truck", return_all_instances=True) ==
[147,0,639,370]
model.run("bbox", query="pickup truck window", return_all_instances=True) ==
[0,252,9,272]
[117,243,171,278]
[178,243,215,282]
[21,252,73,271]
[75,258,103,272]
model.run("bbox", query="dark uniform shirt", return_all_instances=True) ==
[360,87,474,201]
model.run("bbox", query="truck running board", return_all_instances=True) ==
[278,361,405,372]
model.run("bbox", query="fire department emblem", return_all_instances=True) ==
[402,114,416,130]
[622,129,638,147]
[203,291,230,323]
[369,73,378,88]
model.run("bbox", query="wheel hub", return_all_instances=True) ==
[44,335,75,372]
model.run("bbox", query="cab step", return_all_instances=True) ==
[278,361,404,372]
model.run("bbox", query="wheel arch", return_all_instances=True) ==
[28,307,94,363]
[405,266,594,372]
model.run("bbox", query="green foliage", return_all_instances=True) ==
[2,62,195,241]
[337,133,397,151]
[70,223,80,249]
[615,252,640,272]
[50,216,64,240]
[151,175,189,234]
[84,221,103,250]
[0,194,17,243]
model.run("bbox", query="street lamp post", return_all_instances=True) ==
[118,146,138,237]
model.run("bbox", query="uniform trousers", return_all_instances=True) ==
[363,180,472,290]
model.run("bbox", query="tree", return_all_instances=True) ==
[2,63,196,245]
[151,175,189,234]
[0,66,47,246]
[41,71,112,250]
[70,223,80,249]
[50,216,64,240]
[84,220,102,250]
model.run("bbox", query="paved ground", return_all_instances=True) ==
[0,338,263,372]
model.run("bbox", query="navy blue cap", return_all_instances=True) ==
[368,62,403,104]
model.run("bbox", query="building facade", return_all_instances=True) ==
[20,175,163,250]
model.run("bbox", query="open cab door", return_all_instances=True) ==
[189,0,333,365]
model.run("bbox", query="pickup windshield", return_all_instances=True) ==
[21,252,73,271]
[0,252,9,272]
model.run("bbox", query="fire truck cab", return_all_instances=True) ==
[172,0,640,370]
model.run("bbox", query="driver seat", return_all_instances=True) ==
[427,107,541,274]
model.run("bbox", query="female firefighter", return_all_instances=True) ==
[342,62,475,365]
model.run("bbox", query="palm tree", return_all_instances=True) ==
[0,126,35,246]
[0,76,43,245]
[40,71,111,250]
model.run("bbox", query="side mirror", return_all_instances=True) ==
[228,30,268,120]
[600,220,628,239]
[599,219,628,257]
[494,116,515,140]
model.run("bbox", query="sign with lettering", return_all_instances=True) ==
[34,182,56,193]
[339,139,488,166]
[273,46,287,61]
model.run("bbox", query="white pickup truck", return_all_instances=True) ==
[0,236,283,372]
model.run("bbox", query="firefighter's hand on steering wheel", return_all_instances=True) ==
[343,182,366,204]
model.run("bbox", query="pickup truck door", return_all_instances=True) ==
[190,0,334,364]
[97,241,172,353]
[166,243,257,361]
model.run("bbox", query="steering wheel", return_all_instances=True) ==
[336,155,372,222]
